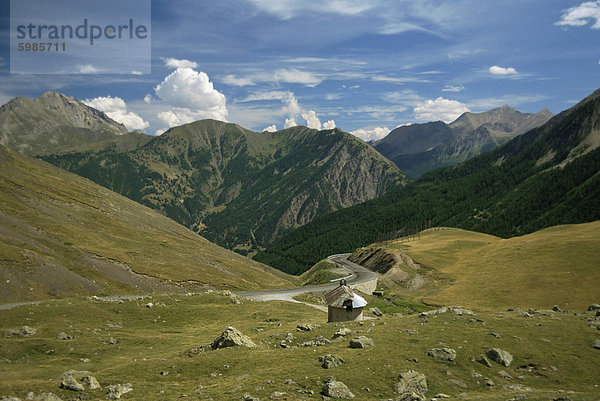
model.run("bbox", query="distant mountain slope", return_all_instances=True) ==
[256,89,600,274]
[0,145,294,303]
[375,105,553,177]
[42,119,406,254]
[0,92,148,156]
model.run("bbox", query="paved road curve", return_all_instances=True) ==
[236,254,377,303]
[0,256,377,311]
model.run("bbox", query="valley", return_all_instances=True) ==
[2,2,600,400]
[2,94,405,255]
[1,87,599,401]
[258,88,600,274]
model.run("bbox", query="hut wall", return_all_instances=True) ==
[328,306,364,322]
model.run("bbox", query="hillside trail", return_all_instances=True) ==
[0,256,377,312]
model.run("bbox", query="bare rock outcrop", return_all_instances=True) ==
[211,327,256,349]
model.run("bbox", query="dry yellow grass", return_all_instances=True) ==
[0,146,294,302]
[391,222,600,311]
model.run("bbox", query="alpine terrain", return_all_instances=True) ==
[257,89,600,274]
[374,105,553,178]
[0,145,293,303]
[33,115,406,254]
[0,91,152,156]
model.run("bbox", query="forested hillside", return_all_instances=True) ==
[41,120,405,254]
[255,89,600,274]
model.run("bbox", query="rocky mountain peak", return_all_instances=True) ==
[449,105,547,135]
[375,104,554,178]
[34,91,127,134]
[0,91,129,155]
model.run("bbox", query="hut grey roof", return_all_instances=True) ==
[325,285,367,308]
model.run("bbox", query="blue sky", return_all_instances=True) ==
[1,0,600,140]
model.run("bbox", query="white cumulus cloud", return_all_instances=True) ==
[239,90,334,131]
[84,96,149,131]
[323,120,336,130]
[350,127,390,142]
[556,1,600,29]
[263,124,278,132]
[302,110,322,130]
[157,109,195,128]
[164,58,199,69]
[414,97,470,123]
[489,65,517,75]
[284,117,297,128]
[154,65,228,127]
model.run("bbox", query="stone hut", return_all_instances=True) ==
[325,280,367,322]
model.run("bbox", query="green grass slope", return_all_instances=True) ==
[0,146,294,303]
[1,292,599,400]
[368,223,600,311]
[256,88,600,274]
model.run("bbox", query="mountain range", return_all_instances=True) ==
[256,89,600,274]
[0,93,405,255]
[374,105,553,178]
[0,90,595,274]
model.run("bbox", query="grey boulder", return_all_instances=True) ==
[210,327,256,349]
[486,348,513,367]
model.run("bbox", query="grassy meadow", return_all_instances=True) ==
[1,292,599,400]
[380,222,600,311]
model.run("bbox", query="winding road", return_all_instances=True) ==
[0,255,377,311]
[236,254,378,306]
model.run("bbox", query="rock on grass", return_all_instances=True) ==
[332,328,352,339]
[318,355,345,369]
[395,370,428,396]
[349,336,374,348]
[210,327,256,349]
[486,348,513,367]
[426,348,456,362]
[106,383,133,400]
[321,380,355,399]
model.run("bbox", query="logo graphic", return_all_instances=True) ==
[10,0,151,74]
